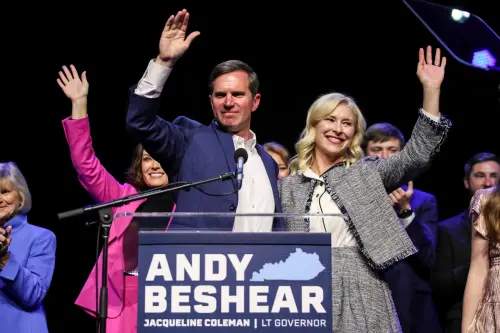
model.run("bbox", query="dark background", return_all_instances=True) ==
[2,1,499,332]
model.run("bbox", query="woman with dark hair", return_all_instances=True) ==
[463,184,500,332]
[57,64,175,333]
[263,141,291,179]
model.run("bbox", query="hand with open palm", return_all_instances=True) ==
[57,65,88,103]
[57,65,89,119]
[417,46,446,89]
[156,9,200,67]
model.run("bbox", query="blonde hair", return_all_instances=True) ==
[288,155,299,175]
[0,162,32,214]
[295,92,367,172]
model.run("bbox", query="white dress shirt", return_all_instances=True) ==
[134,59,275,232]
[231,133,275,232]
[303,168,356,247]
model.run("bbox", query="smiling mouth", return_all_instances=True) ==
[326,136,345,144]
[149,173,165,178]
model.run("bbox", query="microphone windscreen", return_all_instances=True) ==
[234,148,248,163]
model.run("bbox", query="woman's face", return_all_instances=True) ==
[267,151,289,179]
[0,181,21,223]
[141,150,169,188]
[314,104,356,161]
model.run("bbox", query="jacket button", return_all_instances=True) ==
[230,204,236,211]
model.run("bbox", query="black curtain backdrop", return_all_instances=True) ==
[2,1,499,332]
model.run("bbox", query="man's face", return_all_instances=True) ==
[366,138,402,159]
[209,71,260,137]
[464,161,500,194]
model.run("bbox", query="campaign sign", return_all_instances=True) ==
[138,232,332,332]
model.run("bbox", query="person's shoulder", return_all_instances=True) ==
[412,188,436,201]
[358,155,380,164]
[351,155,380,170]
[438,211,467,231]
[472,187,496,205]
[172,116,206,130]
[21,222,57,252]
[26,223,55,239]
[278,173,306,188]
[469,187,496,215]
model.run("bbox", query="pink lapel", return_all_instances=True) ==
[109,184,146,243]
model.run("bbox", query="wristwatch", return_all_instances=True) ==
[398,208,413,219]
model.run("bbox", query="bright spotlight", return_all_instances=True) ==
[451,9,470,23]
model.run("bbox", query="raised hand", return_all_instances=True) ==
[57,65,89,103]
[417,46,446,89]
[157,9,200,67]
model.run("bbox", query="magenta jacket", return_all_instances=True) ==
[62,115,174,318]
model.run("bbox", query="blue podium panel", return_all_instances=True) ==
[138,232,332,332]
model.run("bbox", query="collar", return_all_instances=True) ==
[303,168,325,182]
[302,161,347,180]
[4,213,28,229]
[232,130,257,151]
[210,119,257,151]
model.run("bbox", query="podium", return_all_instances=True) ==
[113,212,340,333]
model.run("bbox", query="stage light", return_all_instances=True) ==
[451,9,470,23]
[472,49,497,69]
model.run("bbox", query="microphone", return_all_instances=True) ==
[234,148,248,190]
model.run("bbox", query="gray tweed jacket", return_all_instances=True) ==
[278,110,451,269]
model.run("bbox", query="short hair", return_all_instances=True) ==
[464,152,500,181]
[361,122,406,153]
[263,142,291,166]
[0,162,32,214]
[208,60,259,96]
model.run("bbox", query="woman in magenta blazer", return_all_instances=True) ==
[57,64,175,333]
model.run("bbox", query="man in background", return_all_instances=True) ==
[362,122,441,333]
[432,152,500,333]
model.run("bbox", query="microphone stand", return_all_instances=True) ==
[57,172,235,333]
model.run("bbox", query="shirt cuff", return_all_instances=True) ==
[134,59,172,98]
[0,253,20,282]
[421,108,440,122]
[401,212,415,228]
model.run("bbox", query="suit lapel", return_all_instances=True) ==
[210,120,237,189]
[256,144,281,212]
[109,198,147,244]
[323,162,347,186]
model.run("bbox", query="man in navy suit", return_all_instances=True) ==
[362,122,441,333]
[432,152,500,333]
[126,9,283,231]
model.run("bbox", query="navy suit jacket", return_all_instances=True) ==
[408,187,439,236]
[383,188,441,333]
[431,210,471,333]
[126,88,283,230]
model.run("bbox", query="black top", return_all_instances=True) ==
[123,191,175,272]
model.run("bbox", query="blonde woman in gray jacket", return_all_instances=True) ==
[278,46,450,333]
